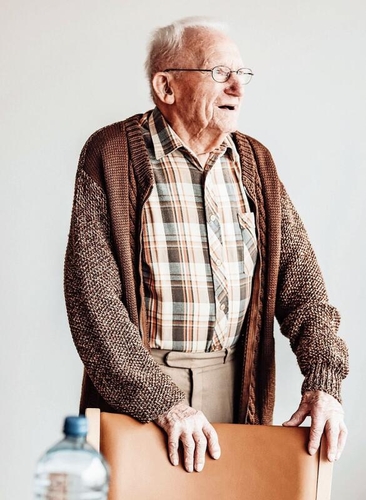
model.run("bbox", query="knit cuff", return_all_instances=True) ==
[301,363,343,404]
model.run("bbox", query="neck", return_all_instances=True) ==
[177,128,226,168]
[174,123,226,155]
[158,107,227,156]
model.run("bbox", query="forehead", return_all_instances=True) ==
[182,28,243,67]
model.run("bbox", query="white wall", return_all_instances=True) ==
[1,0,365,498]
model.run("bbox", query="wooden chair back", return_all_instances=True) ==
[86,408,333,500]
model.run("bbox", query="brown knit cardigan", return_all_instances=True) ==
[64,113,349,424]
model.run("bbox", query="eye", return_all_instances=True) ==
[237,68,253,76]
[213,66,230,77]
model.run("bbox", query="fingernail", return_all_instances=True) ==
[196,463,203,472]
[212,451,221,460]
[309,447,316,455]
[170,456,178,466]
[328,453,335,462]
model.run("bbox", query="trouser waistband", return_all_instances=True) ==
[150,346,237,369]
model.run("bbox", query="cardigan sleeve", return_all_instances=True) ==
[275,183,349,402]
[64,166,185,422]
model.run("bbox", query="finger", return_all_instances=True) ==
[325,420,340,462]
[193,431,207,472]
[203,423,221,460]
[167,429,180,467]
[181,433,195,473]
[283,403,309,427]
[308,417,326,455]
[336,423,348,461]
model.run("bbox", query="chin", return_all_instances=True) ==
[209,117,239,137]
[222,122,239,134]
[221,116,239,132]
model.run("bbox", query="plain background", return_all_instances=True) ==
[1,0,365,498]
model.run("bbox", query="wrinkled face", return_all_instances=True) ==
[169,30,245,140]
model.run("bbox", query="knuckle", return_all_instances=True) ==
[168,441,178,451]
[195,437,207,448]
[314,402,327,413]
[326,423,339,434]
[183,438,195,452]
[311,416,325,428]
[204,423,217,436]
[194,411,206,424]
[310,429,323,440]
[185,445,195,454]
[167,422,181,434]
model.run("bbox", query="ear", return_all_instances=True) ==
[152,72,175,105]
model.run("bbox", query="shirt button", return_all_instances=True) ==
[220,303,226,311]
[216,259,222,266]
[210,214,216,222]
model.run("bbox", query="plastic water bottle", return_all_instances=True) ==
[34,415,109,499]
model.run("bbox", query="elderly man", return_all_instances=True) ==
[64,17,349,473]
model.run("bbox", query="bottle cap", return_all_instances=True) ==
[63,416,88,437]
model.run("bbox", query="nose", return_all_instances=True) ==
[225,73,244,97]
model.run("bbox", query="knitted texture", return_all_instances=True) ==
[64,114,349,424]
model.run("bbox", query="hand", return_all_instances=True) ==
[283,390,347,462]
[154,402,221,473]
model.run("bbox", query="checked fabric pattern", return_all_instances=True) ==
[140,108,258,352]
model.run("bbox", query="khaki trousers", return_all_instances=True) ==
[151,348,237,423]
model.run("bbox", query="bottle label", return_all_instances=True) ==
[40,472,106,499]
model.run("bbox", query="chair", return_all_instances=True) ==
[86,408,333,500]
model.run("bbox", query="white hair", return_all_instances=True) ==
[145,16,228,99]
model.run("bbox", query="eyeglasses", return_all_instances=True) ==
[163,65,254,85]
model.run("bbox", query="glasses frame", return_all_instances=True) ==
[163,65,254,85]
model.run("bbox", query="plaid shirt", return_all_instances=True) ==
[140,108,257,352]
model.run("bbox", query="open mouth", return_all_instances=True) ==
[218,105,236,111]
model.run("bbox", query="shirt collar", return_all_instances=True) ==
[148,107,184,160]
[145,106,238,162]
[224,134,240,163]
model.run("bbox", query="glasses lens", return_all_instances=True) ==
[237,68,253,85]
[212,66,231,83]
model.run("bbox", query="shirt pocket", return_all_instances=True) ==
[237,212,258,276]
